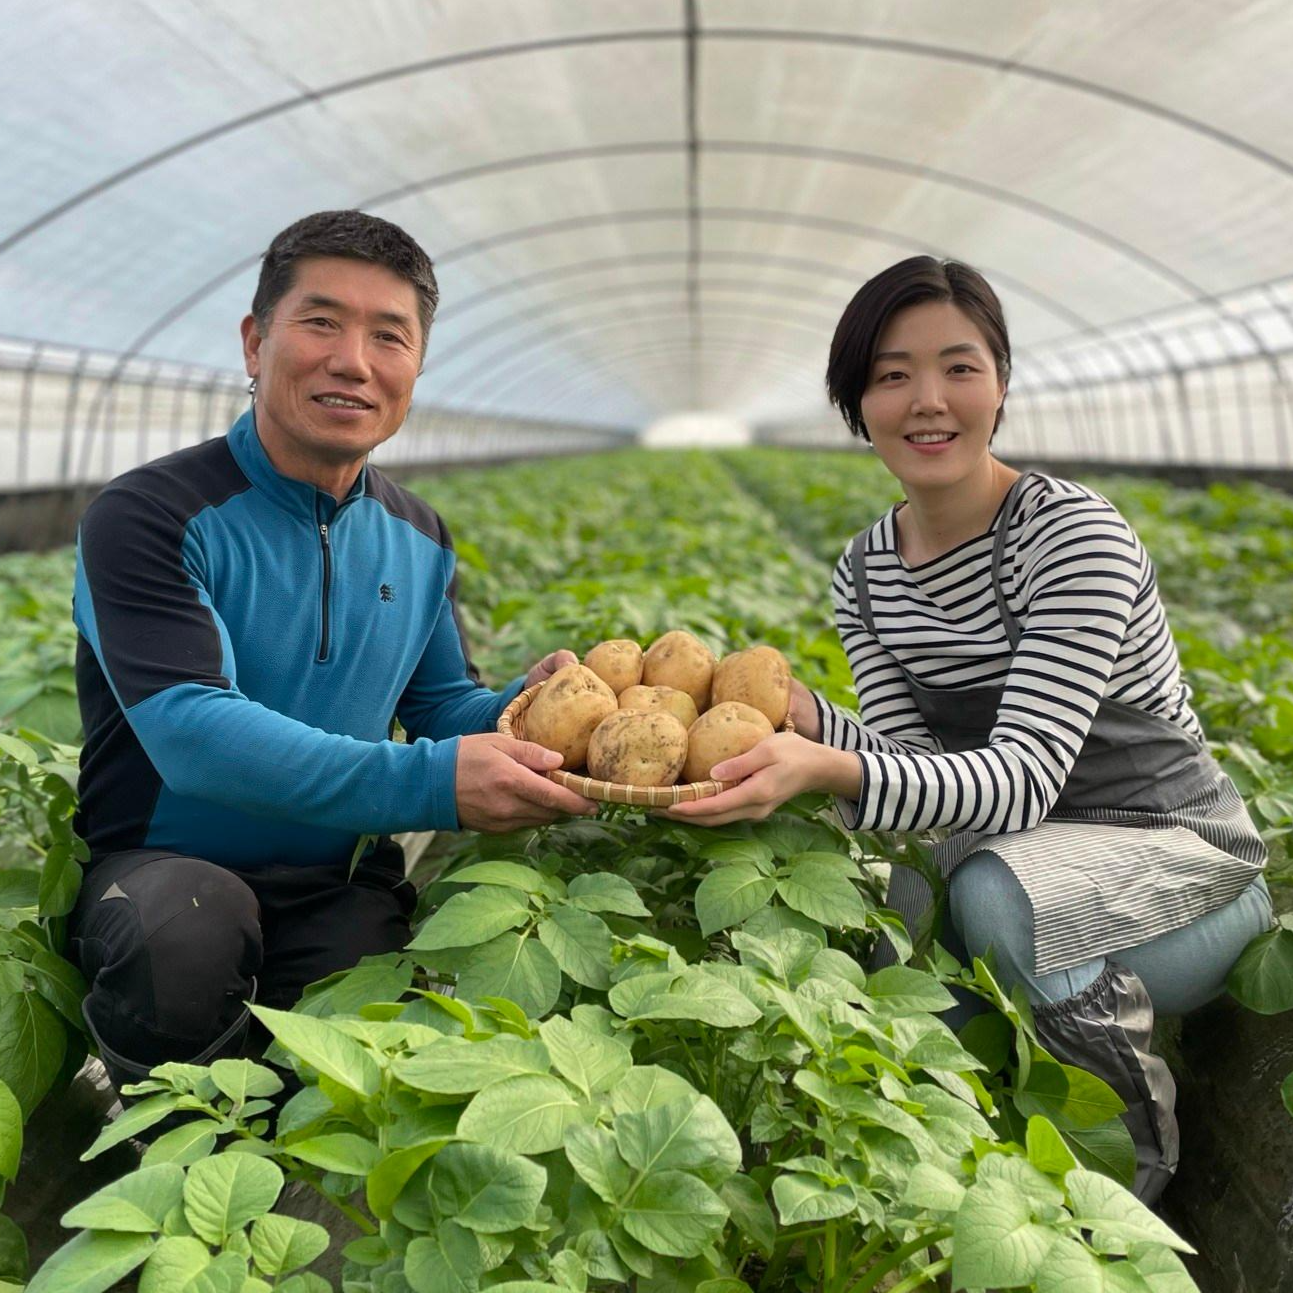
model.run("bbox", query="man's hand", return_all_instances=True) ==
[455,732,597,833]
[524,649,579,690]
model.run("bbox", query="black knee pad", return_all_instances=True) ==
[79,856,263,1067]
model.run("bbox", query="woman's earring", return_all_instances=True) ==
[247,377,257,397]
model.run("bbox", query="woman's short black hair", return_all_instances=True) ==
[826,256,1011,441]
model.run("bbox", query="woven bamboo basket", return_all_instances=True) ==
[498,681,795,806]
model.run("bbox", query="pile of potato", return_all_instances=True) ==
[524,630,792,787]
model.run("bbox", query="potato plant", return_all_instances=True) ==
[35,802,1198,1292]
[4,446,1293,1287]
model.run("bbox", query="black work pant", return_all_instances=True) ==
[67,840,415,1088]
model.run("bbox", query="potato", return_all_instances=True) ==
[711,645,792,728]
[683,701,774,783]
[641,630,717,712]
[525,664,617,769]
[583,639,644,695]
[587,710,688,786]
[618,684,699,730]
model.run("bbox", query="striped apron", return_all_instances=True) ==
[851,472,1267,974]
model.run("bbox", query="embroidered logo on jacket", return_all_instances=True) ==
[379,583,396,603]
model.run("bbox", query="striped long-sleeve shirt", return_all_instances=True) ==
[818,473,1205,835]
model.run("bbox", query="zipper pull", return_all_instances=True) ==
[320,522,330,545]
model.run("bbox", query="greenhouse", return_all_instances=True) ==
[2,4,1292,1291]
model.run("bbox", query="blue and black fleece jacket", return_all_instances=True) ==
[73,409,524,870]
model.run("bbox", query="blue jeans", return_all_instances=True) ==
[944,850,1274,1021]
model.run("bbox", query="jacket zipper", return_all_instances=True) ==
[317,522,332,662]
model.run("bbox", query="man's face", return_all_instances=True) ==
[241,256,423,471]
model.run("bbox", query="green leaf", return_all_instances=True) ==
[775,860,870,928]
[694,864,776,936]
[62,1163,185,1232]
[285,1132,381,1175]
[81,1094,183,1160]
[296,960,414,1018]
[447,861,552,893]
[620,1170,728,1258]
[182,1152,284,1245]
[730,929,818,985]
[771,1172,855,1225]
[27,1231,155,1293]
[0,988,66,1116]
[958,1010,1013,1073]
[1283,1070,1293,1119]
[0,1213,26,1283]
[566,872,650,917]
[700,839,774,869]
[536,905,613,989]
[976,1153,1065,1209]
[1066,1168,1195,1255]
[410,886,530,951]
[865,964,957,1015]
[210,1059,283,1105]
[1017,1058,1126,1128]
[393,1034,550,1094]
[0,1080,19,1182]
[951,1177,1058,1289]
[38,842,80,918]
[405,1222,483,1293]
[564,1123,632,1204]
[0,735,38,767]
[429,1142,547,1233]
[24,945,88,1029]
[611,966,761,1027]
[142,1120,221,1169]
[275,1273,331,1293]
[342,1235,390,1266]
[1034,1238,1124,1293]
[901,1162,966,1213]
[1128,1243,1200,1292]
[719,1175,775,1258]
[458,1074,583,1154]
[1061,1118,1139,1189]
[249,1214,330,1276]
[539,1015,631,1097]
[1226,926,1293,1013]
[614,1095,741,1189]
[365,1140,449,1221]
[1027,1114,1079,1177]
[457,933,561,1018]
[0,871,39,910]
[249,1005,379,1096]
[611,1065,699,1115]
[740,904,828,947]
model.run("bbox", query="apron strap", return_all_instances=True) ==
[990,471,1037,650]
[850,471,1037,647]
[849,529,875,636]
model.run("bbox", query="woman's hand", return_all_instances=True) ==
[788,679,823,742]
[661,731,859,826]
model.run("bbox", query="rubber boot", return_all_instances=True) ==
[1032,963,1178,1207]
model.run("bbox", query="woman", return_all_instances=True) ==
[666,256,1273,1205]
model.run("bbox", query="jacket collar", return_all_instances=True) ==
[227,408,368,520]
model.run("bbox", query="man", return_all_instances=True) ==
[69,210,594,1094]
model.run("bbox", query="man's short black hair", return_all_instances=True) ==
[251,210,439,360]
[826,256,1012,441]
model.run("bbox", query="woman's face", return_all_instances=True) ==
[858,299,1006,490]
